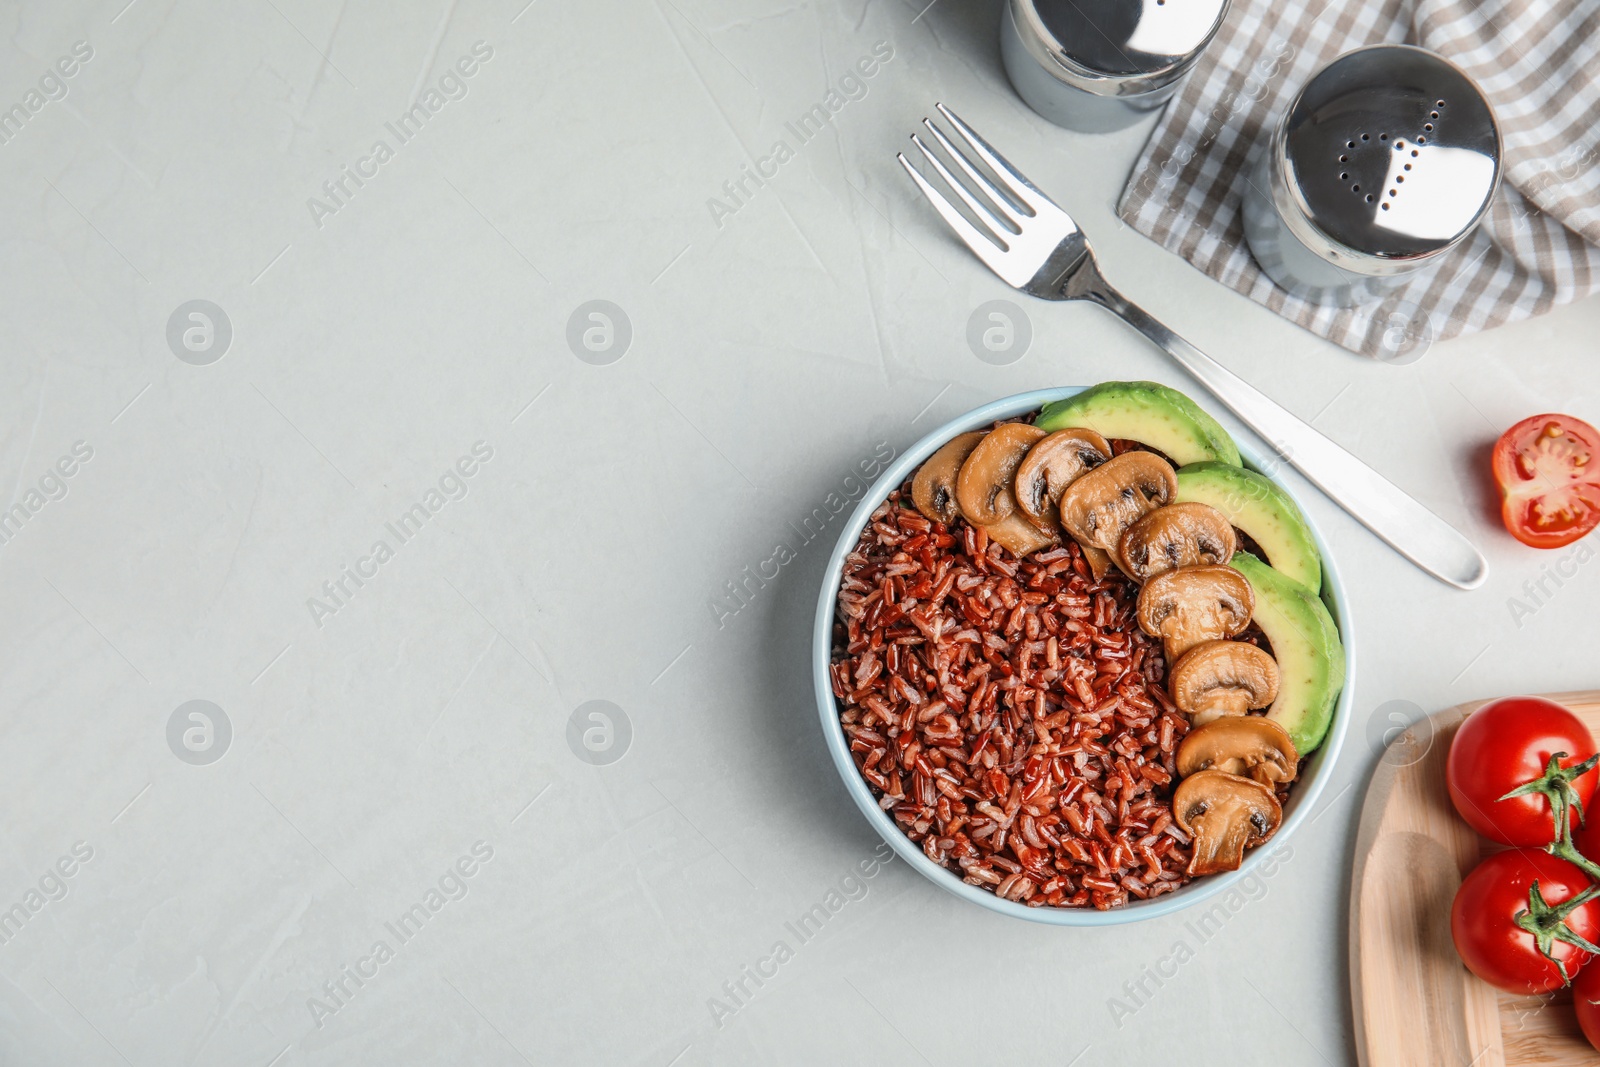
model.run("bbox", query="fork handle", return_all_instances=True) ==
[1079,278,1488,590]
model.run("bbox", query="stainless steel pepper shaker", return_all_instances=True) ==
[1001,0,1230,134]
[1241,44,1502,307]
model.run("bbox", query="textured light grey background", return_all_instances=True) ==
[0,1,1596,1065]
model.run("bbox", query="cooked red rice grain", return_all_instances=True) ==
[833,487,1195,909]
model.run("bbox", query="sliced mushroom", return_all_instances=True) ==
[1173,769,1283,876]
[1080,543,1115,581]
[1137,565,1254,663]
[913,431,988,526]
[1014,428,1112,530]
[1170,640,1280,726]
[1177,716,1299,787]
[982,511,1059,559]
[1120,502,1237,582]
[1057,451,1178,564]
[956,424,1046,526]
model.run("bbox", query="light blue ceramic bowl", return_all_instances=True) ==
[812,386,1355,926]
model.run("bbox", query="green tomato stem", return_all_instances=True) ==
[1513,879,1600,986]
[1549,830,1600,884]
[1499,752,1600,837]
[1500,750,1600,981]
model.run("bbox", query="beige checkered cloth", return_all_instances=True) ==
[1117,0,1600,356]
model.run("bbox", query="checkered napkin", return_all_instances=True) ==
[1116,0,1600,357]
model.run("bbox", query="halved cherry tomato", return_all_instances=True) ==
[1446,696,1598,847]
[1579,940,1600,1051]
[1492,413,1600,549]
[1451,849,1600,994]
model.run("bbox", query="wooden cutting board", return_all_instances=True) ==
[1352,690,1600,1067]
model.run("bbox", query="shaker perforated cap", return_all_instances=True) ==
[1011,0,1230,95]
[1282,45,1501,261]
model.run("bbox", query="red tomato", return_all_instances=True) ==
[1580,807,1600,866]
[1447,696,1598,846]
[1492,413,1600,549]
[1451,849,1600,994]
[1577,952,1600,1052]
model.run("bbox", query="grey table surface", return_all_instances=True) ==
[1,1,1597,1064]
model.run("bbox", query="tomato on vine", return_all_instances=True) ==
[1576,956,1600,1052]
[1579,806,1600,868]
[1447,696,1599,847]
[1451,850,1600,994]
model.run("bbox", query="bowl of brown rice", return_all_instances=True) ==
[812,386,1354,925]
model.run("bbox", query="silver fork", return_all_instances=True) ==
[899,103,1488,590]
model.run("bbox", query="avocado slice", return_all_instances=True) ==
[1037,381,1241,467]
[1176,462,1322,593]
[1230,552,1345,754]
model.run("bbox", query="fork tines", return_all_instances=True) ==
[897,103,1070,289]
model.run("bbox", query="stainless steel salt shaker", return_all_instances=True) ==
[1001,0,1229,133]
[1241,44,1501,307]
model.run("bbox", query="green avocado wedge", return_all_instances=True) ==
[1230,552,1345,755]
[1037,381,1241,467]
[1177,462,1322,593]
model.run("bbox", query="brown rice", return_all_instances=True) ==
[829,486,1196,909]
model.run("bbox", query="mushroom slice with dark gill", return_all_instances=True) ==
[1173,770,1283,876]
[1169,639,1279,726]
[1119,502,1237,582]
[1014,428,1112,530]
[1057,451,1177,567]
[1136,565,1254,663]
[912,431,987,526]
[1177,716,1299,787]
[956,424,1046,526]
